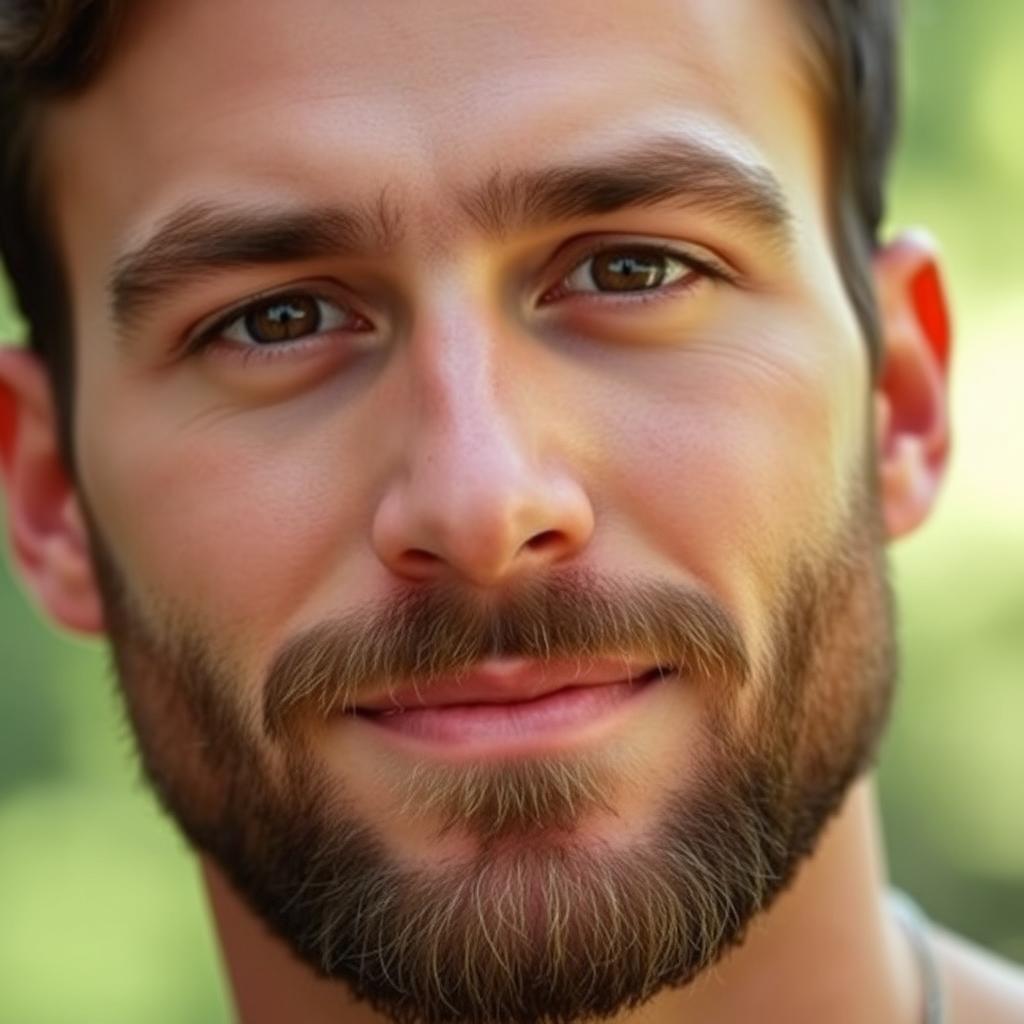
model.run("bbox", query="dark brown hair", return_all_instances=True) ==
[0,0,900,467]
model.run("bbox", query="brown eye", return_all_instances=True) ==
[243,295,322,343]
[563,248,692,294]
[218,293,366,347]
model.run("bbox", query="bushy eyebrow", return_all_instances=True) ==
[459,135,794,244]
[108,134,793,333]
[109,196,404,331]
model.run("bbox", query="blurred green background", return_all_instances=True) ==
[1,1,1023,1020]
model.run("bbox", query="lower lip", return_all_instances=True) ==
[353,672,663,754]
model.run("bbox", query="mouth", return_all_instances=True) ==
[347,660,674,757]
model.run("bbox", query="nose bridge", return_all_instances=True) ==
[415,298,523,486]
[371,289,594,586]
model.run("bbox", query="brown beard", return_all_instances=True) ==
[83,478,895,1024]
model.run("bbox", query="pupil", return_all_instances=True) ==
[246,295,321,343]
[592,252,666,291]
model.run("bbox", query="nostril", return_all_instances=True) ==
[403,548,443,568]
[523,530,565,554]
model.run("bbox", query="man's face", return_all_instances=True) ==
[41,0,895,1021]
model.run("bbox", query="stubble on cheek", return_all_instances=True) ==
[76,432,898,1024]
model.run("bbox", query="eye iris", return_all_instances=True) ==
[590,251,668,291]
[244,295,321,343]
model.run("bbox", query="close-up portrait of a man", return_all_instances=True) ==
[0,1,1022,1022]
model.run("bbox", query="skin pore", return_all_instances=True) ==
[9,0,1022,1021]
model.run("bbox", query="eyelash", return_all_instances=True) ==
[541,241,731,305]
[183,242,730,362]
[183,288,367,359]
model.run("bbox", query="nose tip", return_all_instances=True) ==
[372,470,595,588]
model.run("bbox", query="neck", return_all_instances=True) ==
[201,776,924,1024]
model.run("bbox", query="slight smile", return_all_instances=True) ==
[346,658,675,758]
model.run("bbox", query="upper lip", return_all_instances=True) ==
[353,657,661,712]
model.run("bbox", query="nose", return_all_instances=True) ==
[371,320,595,588]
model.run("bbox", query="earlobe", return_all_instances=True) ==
[0,347,104,634]
[872,231,953,540]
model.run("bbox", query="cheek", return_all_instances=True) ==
[76,388,374,652]
[591,314,868,662]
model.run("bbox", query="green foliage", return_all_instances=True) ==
[1,1,1022,1018]
[876,0,1024,963]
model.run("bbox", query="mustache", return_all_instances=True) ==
[262,570,750,740]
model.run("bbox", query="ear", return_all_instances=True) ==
[0,347,104,633]
[872,231,952,541]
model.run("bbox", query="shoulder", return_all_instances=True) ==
[931,924,1024,1024]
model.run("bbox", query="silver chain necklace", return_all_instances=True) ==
[888,890,946,1024]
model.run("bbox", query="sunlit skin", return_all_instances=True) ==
[57,0,863,872]
[1,0,1023,1021]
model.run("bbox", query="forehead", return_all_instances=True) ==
[44,0,824,293]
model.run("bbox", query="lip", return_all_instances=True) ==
[353,657,663,711]
[347,660,672,757]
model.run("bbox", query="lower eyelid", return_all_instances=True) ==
[542,266,706,307]
[196,294,368,350]
[202,328,383,370]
